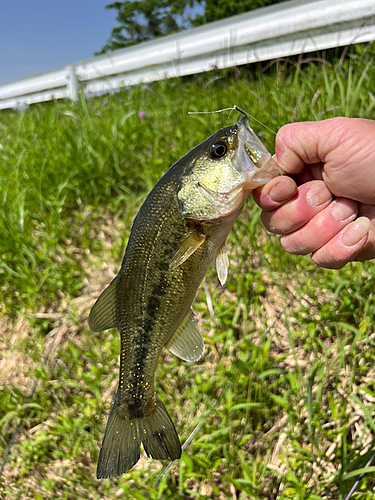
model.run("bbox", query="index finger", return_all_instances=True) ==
[275,118,352,174]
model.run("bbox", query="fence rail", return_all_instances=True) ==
[1,0,375,110]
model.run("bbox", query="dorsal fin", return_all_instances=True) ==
[88,277,117,332]
[166,310,204,362]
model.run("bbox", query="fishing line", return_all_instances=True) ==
[188,105,277,135]
[343,448,375,500]
[188,106,236,118]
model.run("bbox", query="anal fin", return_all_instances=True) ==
[166,310,204,362]
[88,276,117,332]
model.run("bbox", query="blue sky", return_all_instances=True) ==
[0,1,117,85]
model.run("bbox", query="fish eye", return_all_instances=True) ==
[210,142,227,158]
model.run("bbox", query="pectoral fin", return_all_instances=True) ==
[88,277,117,332]
[169,230,206,270]
[166,310,204,362]
[216,243,229,285]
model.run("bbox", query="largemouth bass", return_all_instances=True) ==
[89,114,283,479]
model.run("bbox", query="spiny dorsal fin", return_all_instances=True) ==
[88,277,117,332]
[166,310,204,362]
[169,230,206,270]
[216,243,229,285]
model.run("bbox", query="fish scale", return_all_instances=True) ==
[89,114,283,478]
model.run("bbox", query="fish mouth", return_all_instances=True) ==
[235,116,284,189]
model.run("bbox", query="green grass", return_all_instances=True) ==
[1,43,375,499]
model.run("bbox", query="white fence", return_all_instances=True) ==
[1,0,375,110]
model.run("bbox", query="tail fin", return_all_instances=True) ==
[97,392,181,479]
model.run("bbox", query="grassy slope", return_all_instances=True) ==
[1,45,375,499]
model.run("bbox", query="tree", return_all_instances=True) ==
[97,0,286,54]
[192,0,286,26]
[97,0,200,54]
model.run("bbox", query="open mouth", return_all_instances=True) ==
[236,117,284,189]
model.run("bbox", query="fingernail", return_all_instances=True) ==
[331,199,357,222]
[306,183,332,207]
[269,180,295,203]
[342,217,371,246]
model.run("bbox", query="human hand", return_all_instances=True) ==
[253,117,375,269]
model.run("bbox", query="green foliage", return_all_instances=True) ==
[97,0,286,54]
[2,43,375,498]
[97,0,199,53]
[192,0,286,26]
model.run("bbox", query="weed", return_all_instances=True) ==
[1,43,375,499]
